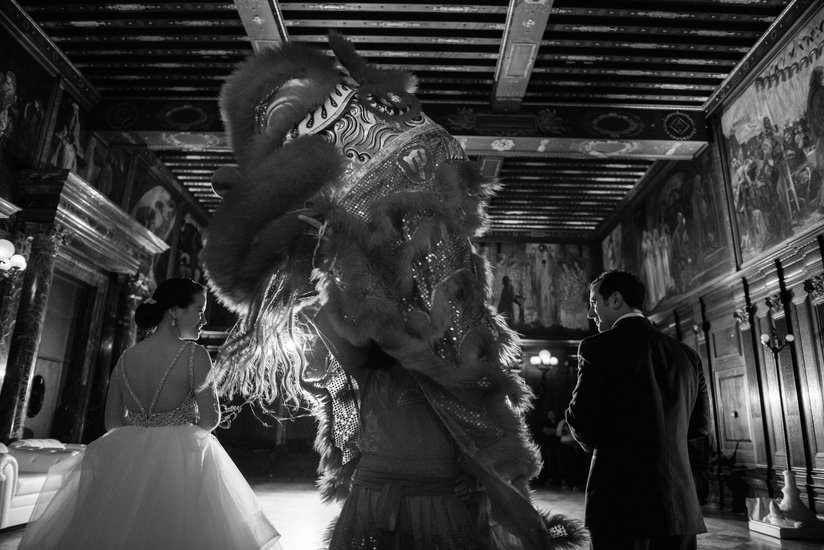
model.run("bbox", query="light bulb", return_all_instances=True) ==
[529,356,541,365]
[0,239,13,261]
[7,254,26,271]
[549,356,559,366]
[785,334,794,343]
[760,334,770,345]
[538,349,552,364]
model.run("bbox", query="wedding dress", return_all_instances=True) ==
[19,341,282,550]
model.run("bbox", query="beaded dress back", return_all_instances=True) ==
[121,342,199,427]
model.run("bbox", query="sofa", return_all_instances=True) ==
[0,438,85,530]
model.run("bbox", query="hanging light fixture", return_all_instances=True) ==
[0,238,27,278]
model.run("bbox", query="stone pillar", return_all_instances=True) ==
[0,226,66,441]
[81,272,152,441]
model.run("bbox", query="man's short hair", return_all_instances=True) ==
[590,270,646,310]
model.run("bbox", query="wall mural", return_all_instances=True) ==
[477,241,595,334]
[46,96,89,175]
[602,223,624,271]
[0,27,54,172]
[79,135,130,207]
[129,157,180,282]
[177,211,205,283]
[614,144,733,311]
[721,5,824,262]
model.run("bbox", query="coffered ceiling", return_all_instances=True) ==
[12,0,804,241]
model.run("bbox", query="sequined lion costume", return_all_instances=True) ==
[204,32,587,550]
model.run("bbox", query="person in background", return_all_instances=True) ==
[497,275,516,325]
[565,270,711,550]
[20,278,282,550]
[536,409,561,486]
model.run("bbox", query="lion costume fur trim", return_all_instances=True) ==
[204,136,342,310]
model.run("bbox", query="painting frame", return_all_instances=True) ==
[716,1,824,268]
[0,24,56,171]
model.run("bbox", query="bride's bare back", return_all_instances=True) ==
[121,337,195,413]
[105,333,218,430]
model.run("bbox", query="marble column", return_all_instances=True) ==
[0,226,66,441]
[82,272,151,441]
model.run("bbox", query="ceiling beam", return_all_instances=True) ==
[491,0,553,113]
[92,98,708,161]
[233,0,289,52]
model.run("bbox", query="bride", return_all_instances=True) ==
[19,277,282,550]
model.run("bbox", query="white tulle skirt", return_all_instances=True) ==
[19,424,281,550]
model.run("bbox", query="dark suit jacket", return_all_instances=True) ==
[565,316,710,536]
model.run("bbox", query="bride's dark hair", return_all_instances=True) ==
[134,277,206,329]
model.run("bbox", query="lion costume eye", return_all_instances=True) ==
[263,78,311,135]
[254,77,312,139]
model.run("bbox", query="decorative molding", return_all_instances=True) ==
[93,99,710,140]
[491,0,553,112]
[803,275,824,305]
[233,0,289,52]
[764,293,787,317]
[0,196,21,219]
[14,170,169,275]
[733,304,757,329]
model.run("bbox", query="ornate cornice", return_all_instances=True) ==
[803,275,824,305]
[14,170,168,274]
[0,196,21,219]
[733,304,756,329]
[765,293,787,317]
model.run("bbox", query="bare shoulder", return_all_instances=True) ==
[190,343,213,380]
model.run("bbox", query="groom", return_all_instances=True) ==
[565,270,711,550]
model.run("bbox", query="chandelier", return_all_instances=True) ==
[0,238,27,278]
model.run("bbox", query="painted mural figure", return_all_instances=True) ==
[670,212,691,291]
[558,259,588,329]
[691,174,715,252]
[806,66,824,190]
[497,275,516,325]
[640,229,658,307]
[20,98,44,159]
[0,70,17,164]
[50,102,84,173]
[763,118,800,229]
[659,223,675,291]
[532,244,558,327]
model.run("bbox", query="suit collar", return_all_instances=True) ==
[612,313,650,329]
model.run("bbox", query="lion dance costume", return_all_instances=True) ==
[204,32,587,550]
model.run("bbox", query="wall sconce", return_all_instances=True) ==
[528,349,559,367]
[759,327,796,471]
[759,329,794,354]
[0,238,27,279]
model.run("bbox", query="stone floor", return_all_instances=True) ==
[1,481,822,549]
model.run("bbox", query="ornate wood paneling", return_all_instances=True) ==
[716,366,753,445]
